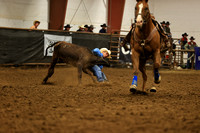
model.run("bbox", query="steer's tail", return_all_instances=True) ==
[44,41,60,57]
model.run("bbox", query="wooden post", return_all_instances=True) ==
[49,0,68,30]
[107,0,126,33]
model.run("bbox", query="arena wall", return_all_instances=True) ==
[152,0,200,44]
[0,0,199,44]
[0,0,49,29]
[65,0,108,33]
[121,0,200,45]
[0,27,110,64]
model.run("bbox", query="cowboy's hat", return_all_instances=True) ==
[89,25,95,29]
[84,25,89,28]
[166,21,170,25]
[64,24,72,28]
[100,48,111,58]
[33,20,40,25]
[160,21,165,24]
[182,32,188,37]
[79,25,85,28]
[190,36,195,40]
[101,23,107,27]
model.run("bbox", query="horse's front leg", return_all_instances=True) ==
[151,49,161,92]
[130,48,140,92]
[139,59,147,92]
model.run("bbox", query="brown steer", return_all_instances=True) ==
[43,41,109,84]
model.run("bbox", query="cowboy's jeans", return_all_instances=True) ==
[91,65,107,82]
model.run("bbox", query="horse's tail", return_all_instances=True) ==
[44,41,60,57]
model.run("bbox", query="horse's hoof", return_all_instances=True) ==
[42,80,47,84]
[154,75,161,84]
[130,85,137,93]
[150,87,157,92]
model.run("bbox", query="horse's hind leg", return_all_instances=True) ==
[153,49,161,84]
[151,49,161,92]
[130,49,140,92]
[139,59,147,92]
[42,56,58,84]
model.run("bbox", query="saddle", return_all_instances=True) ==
[151,18,168,39]
[121,18,169,52]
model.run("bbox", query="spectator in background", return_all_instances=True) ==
[30,20,40,29]
[88,25,95,33]
[179,32,188,68]
[99,23,107,33]
[160,21,166,32]
[185,36,197,49]
[184,36,197,69]
[77,25,85,32]
[84,25,89,32]
[64,24,72,31]
[180,32,188,49]
[165,21,171,36]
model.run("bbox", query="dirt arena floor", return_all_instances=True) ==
[0,66,200,133]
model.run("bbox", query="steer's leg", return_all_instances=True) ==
[153,49,161,84]
[82,68,96,83]
[130,48,140,92]
[77,63,83,85]
[43,55,58,84]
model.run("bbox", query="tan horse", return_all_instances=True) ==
[129,0,162,93]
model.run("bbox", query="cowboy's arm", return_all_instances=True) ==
[30,25,35,29]
[122,30,131,44]
[121,25,134,51]
[92,48,103,57]
[194,42,197,47]
[184,43,189,50]
[179,39,183,46]
[120,32,131,51]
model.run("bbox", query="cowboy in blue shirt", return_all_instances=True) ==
[91,48,111,82]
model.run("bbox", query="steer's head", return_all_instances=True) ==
[96,57,110,67]
[90,55,110,67]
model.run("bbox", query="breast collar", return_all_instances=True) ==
[133,26,157,46]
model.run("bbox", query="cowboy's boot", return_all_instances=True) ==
[121,40,130,51]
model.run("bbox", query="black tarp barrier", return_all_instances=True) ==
[0,28,111,64]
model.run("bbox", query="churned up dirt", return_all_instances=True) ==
[0,66,200,133]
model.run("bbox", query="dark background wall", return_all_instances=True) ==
[0,28,111,64]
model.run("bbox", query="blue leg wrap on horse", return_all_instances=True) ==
[131,75,138,86]
[154,69,160,81]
